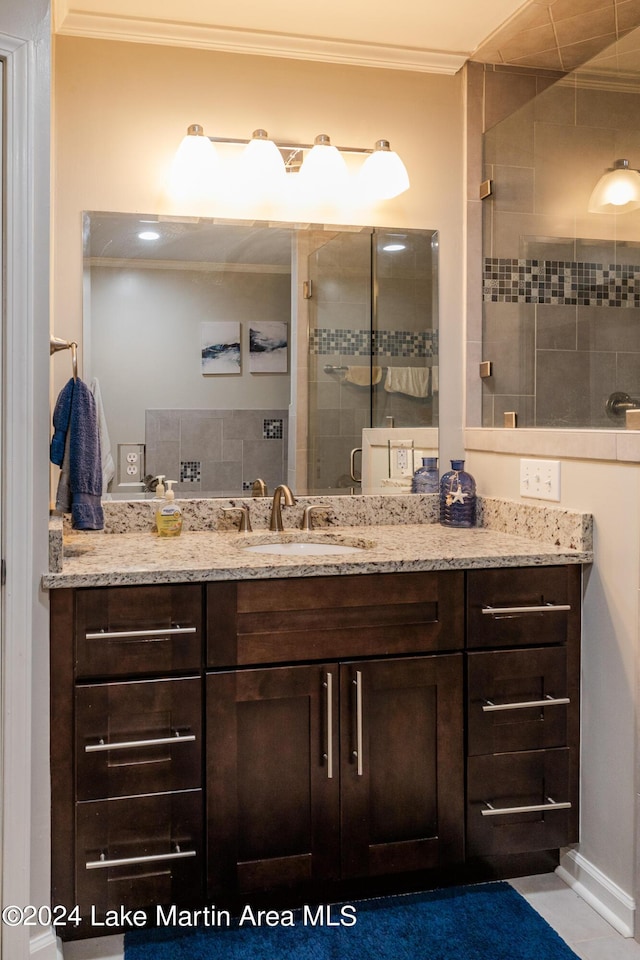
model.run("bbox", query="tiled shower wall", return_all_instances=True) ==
[145,408,288,497]
[475,62,640,428]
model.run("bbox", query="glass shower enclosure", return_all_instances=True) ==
[305,227,438,493]
[481,28,640,429]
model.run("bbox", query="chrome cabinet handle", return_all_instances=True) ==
[481,797,571,817]
[482,695,570,713]
[85,626,197,640]
[86,845,196,870]
[85,731,196,753]
[481,604,571,617]
[352,671,363,776]
[323,672,334,779]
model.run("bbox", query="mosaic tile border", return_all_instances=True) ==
[309,329,437,358]
[263,418,283,440]
[484,258,640,307]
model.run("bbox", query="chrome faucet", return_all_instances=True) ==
[269,484,296,531]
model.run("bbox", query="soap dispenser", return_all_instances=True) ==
[154,475,165,498]
[155,480,183,537]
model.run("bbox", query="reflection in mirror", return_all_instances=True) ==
[83,213,438,498]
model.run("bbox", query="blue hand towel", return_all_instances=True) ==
[50,377,74,466]
[52,378,104,530]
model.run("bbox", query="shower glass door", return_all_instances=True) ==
[306,229,373,494]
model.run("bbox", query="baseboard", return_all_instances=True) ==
[29,928,62,958]
[557,848,636,938]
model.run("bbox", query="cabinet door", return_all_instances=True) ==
[340,654,464,878]
[467,749,573,855]
[467,566,580,649]
[467,647,569,755]
[206,664,340,895]
[76,677,202,800]
[75,584,203,678]
[76,790,202,920]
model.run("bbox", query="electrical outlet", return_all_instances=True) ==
[396,448,409,471]
[117,443,146,488]
[519,458,561,502]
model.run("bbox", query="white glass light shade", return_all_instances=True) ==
[298,134,348,197]
[359,140,410,200]
[168,124,218,203]
[588,159,640,213]
[239,130,286,191]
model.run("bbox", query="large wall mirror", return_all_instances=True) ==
[83,212,438,498]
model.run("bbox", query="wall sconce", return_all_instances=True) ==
[170,125,410,202]
[588,159,640,214]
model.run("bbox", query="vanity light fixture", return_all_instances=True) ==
[297,134,349,195]
[170,125,410,202]
[238,129,287,189]
[169,123,219,203]
[588,159,640,213]
[359,140,410,200]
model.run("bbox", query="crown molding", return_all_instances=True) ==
[55,12,468,74]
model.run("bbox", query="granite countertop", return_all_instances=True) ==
[43,495,593,589]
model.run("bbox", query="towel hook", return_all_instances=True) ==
[50,336,78,381]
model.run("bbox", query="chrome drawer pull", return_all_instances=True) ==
[481,796,572,817]
[85,731,196,753]
[85,626,197,640]
[352,671,364,777]
[86,845,196,870]
[482,695,570,713]
[482,603,571,617]
[323,672,334,780]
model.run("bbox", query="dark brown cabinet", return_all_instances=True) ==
[49,563,581,940]
[207,663,341,893]
[465,565,581,859]
[206,653,464,895]
[50,585,205,930]
[339,654,463,879]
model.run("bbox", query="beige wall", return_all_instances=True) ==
[53,36,465,461]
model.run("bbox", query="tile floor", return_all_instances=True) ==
[61,873,640,960]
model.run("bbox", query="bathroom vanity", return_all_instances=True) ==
[45,500,589,940]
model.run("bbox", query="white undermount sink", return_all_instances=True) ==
[242,540,366,556]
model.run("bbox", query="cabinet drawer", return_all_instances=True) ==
[467,647,569,755]
[467,566,580,649]
[207,571,464,667]
[76,790,202,918]
[76,677,202,801]
[467,749,574,856]
[75,584,203,678]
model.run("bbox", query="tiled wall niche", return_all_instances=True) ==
[145,408,288,497]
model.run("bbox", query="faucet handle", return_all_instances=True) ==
[222,505,252,532]
[300,504,324,531]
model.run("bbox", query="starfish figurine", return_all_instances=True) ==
[450,484,466,504]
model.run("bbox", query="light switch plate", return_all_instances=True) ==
[519,458,561,501]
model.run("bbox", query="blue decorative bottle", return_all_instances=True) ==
[411,457,439,494]
[439,459,476,527]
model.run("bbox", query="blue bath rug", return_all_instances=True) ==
[124,881,580,959]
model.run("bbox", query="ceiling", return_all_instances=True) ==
[53,0,532,74]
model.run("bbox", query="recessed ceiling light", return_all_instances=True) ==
[382,243,406,252]
[138,230,160,241]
